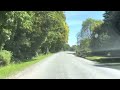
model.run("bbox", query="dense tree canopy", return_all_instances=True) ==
[0,11,69,62]
[76,18,103,56]
[76,11,120,57]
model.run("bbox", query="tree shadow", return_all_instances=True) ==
[95,63,120,67]
[93,57,120,70]
[95,57,120,63]
[67,52,76,55]
[91,57,120,70]
[67,52,120,70]
[94,63,120,70]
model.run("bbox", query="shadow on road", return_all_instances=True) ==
[95,63,120,67]
[67,52,76,55]
[86,57,120,70]
[94,63,120,70]
[67,52,120,70]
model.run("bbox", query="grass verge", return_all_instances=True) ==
[0,53,53,79]
[85,56,120,63]
[86,56,107,61]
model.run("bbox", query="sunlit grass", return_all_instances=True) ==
[86,56,107,61]
[85,56,120,63]
[0,53,53,79]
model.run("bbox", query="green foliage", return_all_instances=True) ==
[70,45,77,51]
[90,11,120,56]
[40,11,69,53]
[0,53,53,78]
[77,11,120,57]
[63,43,71,51]
[90,24,105,51]
[0,50,12,65]
[0,11,69,63]
[81,18,103,39]
[76,18,103,57]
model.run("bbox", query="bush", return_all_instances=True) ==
[0,50,12,66]
[76,49,91,58]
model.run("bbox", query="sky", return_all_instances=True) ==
[65,11,105,46]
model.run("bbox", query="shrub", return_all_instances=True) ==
[0,50,12,66]
[76,49,91,58]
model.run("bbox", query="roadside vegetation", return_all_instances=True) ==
[86,56,107,60]
[0,53,53,79]
[76,11,120,63]
[0,11,69,65]
[0,11,69,77]
[62,44,78,51]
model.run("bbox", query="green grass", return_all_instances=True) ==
[0,53,53,79]
[86,56,107,61]
[85,56,120,63]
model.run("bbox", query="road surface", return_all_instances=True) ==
[8,51,120,79]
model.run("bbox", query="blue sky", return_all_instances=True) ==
[65,11,105,46]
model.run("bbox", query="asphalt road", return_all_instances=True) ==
[8,51,120,79]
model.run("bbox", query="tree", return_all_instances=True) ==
[81,18,103,39]
[0,11,12,50]
[70,45,77,51]
[91,11,120,52]
[41,11,69,53]
[63,43,70,51]
[76,18,103,57]
[0,11,69,61]
[89,11,120,56]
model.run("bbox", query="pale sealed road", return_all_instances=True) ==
[8,51,120,79]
